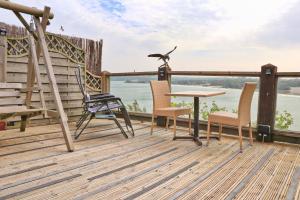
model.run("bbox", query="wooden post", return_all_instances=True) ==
[101,71,110,93]
[0,28,7,82]
[24,7,50,107]
[28,33,47,112]
[157,66,171,126]
[98,39,103,74]
[257,64,278,142]
[34,16,74,152]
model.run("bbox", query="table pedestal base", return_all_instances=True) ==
[173,135,220,146]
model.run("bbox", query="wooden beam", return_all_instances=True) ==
[40,6,51,31]
[25,6,50,108]
[276,72,300,77]
[28,32,47,114]
[33,16,74,152]
[0,0,54,19]
[25,51,34,106]
[46,110,59,117]
[108,71,157,76]
[100,71,110,93]
[0,29,7,82]
[170,71,261,77]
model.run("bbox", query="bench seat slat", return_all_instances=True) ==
[0,91,20,98]
[0,106,44,119]
[0,98,25,106]
[0,83,22,89]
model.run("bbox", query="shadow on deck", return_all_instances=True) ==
[0,120,299,199]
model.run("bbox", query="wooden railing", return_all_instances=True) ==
[100,64,300,144]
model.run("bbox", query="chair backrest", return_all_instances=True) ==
[75,65,93,102]
[238,82,257,125]
[0,82,26,110]
[75,65,85,97]
[150,80,171,111]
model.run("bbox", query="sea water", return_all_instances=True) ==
[111,81,300,131]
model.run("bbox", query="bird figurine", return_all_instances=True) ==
[148,46,177,65]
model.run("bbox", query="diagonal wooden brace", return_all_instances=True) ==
[33,16,74,152]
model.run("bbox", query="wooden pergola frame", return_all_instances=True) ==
[0,0,74,151]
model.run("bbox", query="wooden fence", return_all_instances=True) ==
[0,22,103,74]
[0,22,103,126]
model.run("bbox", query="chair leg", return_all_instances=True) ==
[207,120,211,146]
[249,122,253,146]
[74,115,93,139]
[76,112,89,129]
[219,124,223,141]
[113,118,128,139]
[173,114,177,139]
[150,114,155,135]
[188,113,192,135]
[166,117,169,131]
[238,125,243,152]
[76,111,88,127]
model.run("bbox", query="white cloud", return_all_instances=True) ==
[1,0,300,71]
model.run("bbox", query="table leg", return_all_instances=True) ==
[193,97,202,145]
[172,96,202,146]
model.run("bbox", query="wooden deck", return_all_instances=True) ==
[0,120,299,200]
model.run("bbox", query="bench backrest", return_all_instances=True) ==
[0,83,25,109]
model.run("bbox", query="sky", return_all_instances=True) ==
[0,0,300,72]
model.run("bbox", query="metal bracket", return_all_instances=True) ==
[0,28,7,36]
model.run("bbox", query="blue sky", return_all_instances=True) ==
[1,0,300,72]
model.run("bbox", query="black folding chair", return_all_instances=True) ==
[74,66,134,139]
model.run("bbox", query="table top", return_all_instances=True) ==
[165,91,226,97]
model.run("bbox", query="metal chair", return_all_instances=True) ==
[74,66,134,139]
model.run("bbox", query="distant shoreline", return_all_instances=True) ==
[122,80,300,96]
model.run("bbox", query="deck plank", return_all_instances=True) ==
[0,120,299,200]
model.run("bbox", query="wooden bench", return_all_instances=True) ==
[0,83,44,131]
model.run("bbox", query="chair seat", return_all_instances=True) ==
[208,111,239,126]
[154,107,191,117]
[88,102,121,113]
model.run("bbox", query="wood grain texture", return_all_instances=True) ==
[0,120,298,200]
[1,22,102,126]
[0,34,6,82]
[0,1,54,19]
[34,16,74,152]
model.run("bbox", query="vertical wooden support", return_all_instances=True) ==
[25,50,34,106]
[0,28,7,82]
[28,33,47,112]
[101,71,110,93]
[257,64,278,142]
[98,39,103,74]
[157,66,171,126]
[24,7,50,107]
[34,17,74,151]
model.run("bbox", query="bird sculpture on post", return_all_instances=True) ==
[148,46,177,69]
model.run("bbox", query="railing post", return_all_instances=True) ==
[257,64,278,142]
[101,71,110,93]
[0,28,7,82]
[157,66,171,126]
